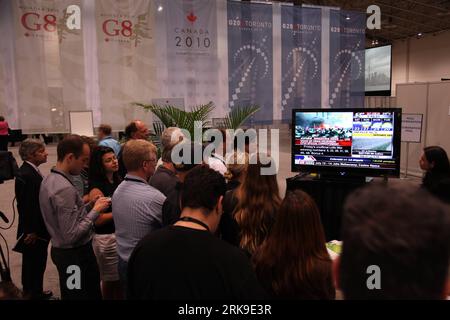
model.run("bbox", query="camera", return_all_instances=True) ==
[0,151,18,184]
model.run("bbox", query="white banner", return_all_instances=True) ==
[163,0,219,110]
[96,0,157,129]
[6,0,85,133]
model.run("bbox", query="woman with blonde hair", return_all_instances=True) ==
[223,151,249,190]
[234,154,281,255]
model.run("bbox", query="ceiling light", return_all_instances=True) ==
[157,5,163,12]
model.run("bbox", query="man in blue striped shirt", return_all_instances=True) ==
[112,139,165,291]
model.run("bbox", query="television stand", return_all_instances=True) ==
[286,173,369,241]
[319,172,366,184]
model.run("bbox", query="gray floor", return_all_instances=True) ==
[0,134,420,299]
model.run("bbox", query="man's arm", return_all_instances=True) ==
[52,186,99,245]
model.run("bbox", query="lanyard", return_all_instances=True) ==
[177,216,210,232]
[124,177,148,184]
[51,168,75,186]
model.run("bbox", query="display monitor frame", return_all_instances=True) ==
[291,108,402,178]
[365,44,392,97]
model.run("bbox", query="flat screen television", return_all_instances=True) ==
[365,44,392,96]
[291,108,402,178]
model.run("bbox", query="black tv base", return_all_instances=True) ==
[318,172,366,184]
[287,173,369,241]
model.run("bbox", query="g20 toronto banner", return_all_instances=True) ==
[165,0,219,108]
[329,10,365,109]
[281,6,322,121]
[227,1,273,123]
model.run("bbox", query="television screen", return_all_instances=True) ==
[365,45,392,96]
[291,108,402,177]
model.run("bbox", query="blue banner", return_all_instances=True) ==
[227,1,273,123]
[329,10,365,108]
[281,6,322,121]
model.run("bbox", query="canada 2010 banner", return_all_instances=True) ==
[227,1,273,123]
[281,6,322,121]
[165,0,219,108]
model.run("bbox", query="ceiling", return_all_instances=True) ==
[271,0,450,45]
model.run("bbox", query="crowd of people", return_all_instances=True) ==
[5,119,450,300]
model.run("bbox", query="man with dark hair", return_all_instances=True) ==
[39,135,111,300]
[128,165,267,300]
[15,139,51,299]
[118,120,149,178]
[335,181,450,300]
[98,124,121,156]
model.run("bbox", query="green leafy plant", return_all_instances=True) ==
[221,105,260,130]
[133,101,260,153]
[133,101,215,138]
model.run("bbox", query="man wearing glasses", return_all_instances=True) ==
[112,139,165,294]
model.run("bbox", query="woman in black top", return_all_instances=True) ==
[419,146,450,204]
[88,146,122,299]
[219,152,248,246]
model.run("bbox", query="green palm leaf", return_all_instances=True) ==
[223,105,260,129]
[133,101,215,137]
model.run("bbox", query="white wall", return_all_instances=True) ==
[396,82,450,177]
[392,30,450,96]
[366,32,450,177]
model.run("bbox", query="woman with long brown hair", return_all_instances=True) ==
[234,154,281,255]
[253,190,335,300]
[219,152,249,246]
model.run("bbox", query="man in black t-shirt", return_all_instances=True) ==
[127,165,267,300]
